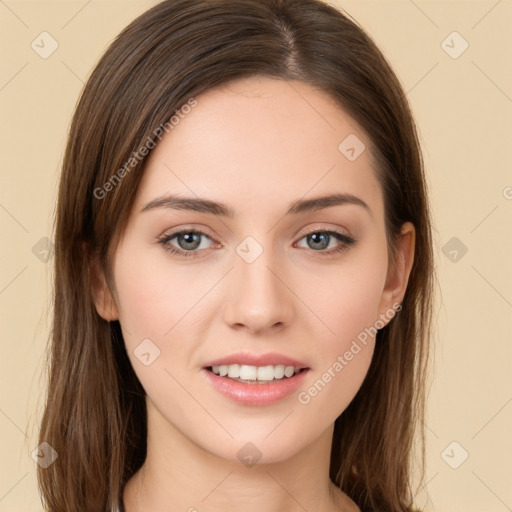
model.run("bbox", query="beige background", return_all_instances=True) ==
[1,1,511,510]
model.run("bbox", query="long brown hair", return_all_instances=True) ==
[36,1,435,510]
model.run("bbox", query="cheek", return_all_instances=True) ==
[297,246,387,416]
[310,247,388,348]
[113,243,206,341]
[111,243,222,396]
[111,247,211,414]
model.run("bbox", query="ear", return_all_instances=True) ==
[378,221,415,320]
[90,256,119,322]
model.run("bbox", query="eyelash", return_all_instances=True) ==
[157,228,356,260]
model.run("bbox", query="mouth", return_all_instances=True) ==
[201,352,310,405]
[205,364,308,384]
[201,354,311,406]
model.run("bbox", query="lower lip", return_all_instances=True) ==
[202,368,310,406]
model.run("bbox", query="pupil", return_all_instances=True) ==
[180,232,200,250]
[309,233,328,250]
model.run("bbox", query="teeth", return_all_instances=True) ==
[227,364,240,378]
[256,365,274,381]
[240,365,257,380]
[211,364,301,381]
[284,366,295,378]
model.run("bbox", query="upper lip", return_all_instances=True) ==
[203,351,309,369]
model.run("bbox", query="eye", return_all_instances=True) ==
[295,230,356,255]
[158,228,356,260]
[158,229,215,259]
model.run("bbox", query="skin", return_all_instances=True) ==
[93,76,415,512]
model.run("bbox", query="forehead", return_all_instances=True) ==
[135,76,383,220]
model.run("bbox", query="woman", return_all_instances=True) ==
[36,0,434,511]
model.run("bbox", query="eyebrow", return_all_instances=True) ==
[141,192,371,217]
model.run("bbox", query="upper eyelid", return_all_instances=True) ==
[161,224,351,236]
[300,224,352,237]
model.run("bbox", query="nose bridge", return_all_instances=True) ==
[223,235,294,332]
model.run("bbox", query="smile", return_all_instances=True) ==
[202,366,310,406]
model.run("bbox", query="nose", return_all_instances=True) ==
[222,248,295,334]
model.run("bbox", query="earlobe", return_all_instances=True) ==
[379,222,415,319]
[90,257,119,322]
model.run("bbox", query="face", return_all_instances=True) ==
[94,76,413,464]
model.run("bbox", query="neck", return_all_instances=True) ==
[122,398,359,512]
